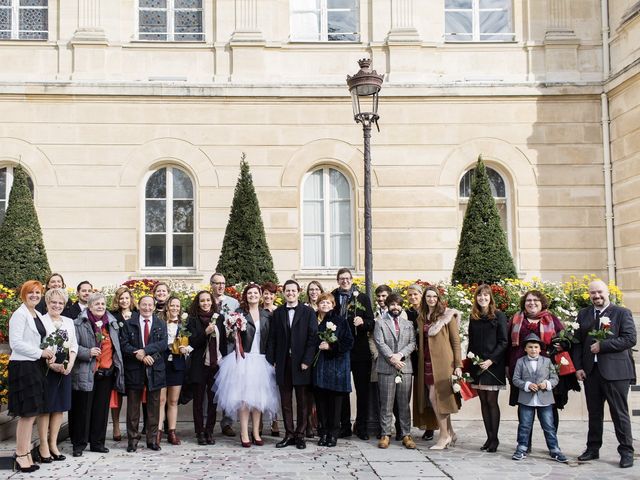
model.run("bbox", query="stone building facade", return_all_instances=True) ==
[0,1,638,313]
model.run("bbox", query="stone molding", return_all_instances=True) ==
[0,137,57,186]
[118,137,218,188]
[280,138,379,189]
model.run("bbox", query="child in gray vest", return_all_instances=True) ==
[511,333,567,463]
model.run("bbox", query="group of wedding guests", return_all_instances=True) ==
[7,270,636,472]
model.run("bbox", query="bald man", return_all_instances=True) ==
[572,280,636,468]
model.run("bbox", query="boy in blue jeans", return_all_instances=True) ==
[511,333,567,462]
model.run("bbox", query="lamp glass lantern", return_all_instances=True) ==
[346,59,384,124]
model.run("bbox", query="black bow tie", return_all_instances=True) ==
[286,306,296,311]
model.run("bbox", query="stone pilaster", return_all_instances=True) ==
[543,0,579,82]
[230,0,264,43]
[71,0,107,44]
[545,0,577,40]
[386,0,420,43]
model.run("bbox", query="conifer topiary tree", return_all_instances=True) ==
[0,165,51,287]
[452,156,517,284]
[216,154,278,285]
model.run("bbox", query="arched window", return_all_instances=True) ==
[0,165,34,226]
[144,166,194,268]
[459,166,512,250]
[302,167,353,268]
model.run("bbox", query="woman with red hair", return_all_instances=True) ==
[8,280,55,472]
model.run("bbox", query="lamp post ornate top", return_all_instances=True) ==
[346,58,384,129]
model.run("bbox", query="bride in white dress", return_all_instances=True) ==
[213,283,279,447]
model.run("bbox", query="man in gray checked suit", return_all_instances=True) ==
[373,293,416,449]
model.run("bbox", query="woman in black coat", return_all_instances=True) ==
[186,290,223,445]
[466,285,508,452]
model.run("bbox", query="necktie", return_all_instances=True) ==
[143,318,150,346]
[528,357,538,362]
[595,310,602,330]
[393,317,400,334]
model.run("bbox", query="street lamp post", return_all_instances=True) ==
[347,59,383,301]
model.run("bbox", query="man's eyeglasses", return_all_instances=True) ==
[211,282,226,286]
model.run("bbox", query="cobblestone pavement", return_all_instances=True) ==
[2,419,638,479]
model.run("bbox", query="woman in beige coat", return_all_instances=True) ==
[413,286,462,449]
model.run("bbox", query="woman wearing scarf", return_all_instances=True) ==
[152,282,171,314]
[108,286,137,442]
[186,290,224,445]
[507,290,566,441]
[70,292,124,457]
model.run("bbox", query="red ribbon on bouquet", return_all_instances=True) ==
[235,331,245,360]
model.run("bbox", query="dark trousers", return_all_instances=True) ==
[584,363,634,455]
[192,366,217,434]
[126,387,161,445]
[69,374,112,451]
[314,388,344,438]
[341,359,371,432]
[279,355,309,438]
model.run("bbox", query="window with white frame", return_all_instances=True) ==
[459,166,512,250]
[144,166,194,268]
[302,167,353,268]
[291,0,359,42]
[138,0,203,41]
[0,166,34,226]
[445,0,514,42]
[0,0,48,40]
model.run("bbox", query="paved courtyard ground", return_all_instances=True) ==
[1,418,638,479]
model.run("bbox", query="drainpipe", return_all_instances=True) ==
[601,0,616,283]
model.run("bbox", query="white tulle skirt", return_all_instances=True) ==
[213,352,280,420]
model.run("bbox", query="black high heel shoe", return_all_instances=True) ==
[486,440,499,453]
[13,453,37,473]
[50,452,66,461]
[480,440,490,451]
[38,447,53,463]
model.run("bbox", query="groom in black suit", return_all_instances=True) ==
[266,279,318,449]
[572,280,636,468]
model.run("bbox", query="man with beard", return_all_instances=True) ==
[373,293,416,449]
[573,280,636,468]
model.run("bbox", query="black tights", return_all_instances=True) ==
[478,390,501,446]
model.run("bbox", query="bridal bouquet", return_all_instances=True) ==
[224,312,248,359]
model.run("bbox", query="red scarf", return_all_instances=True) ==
[510,310,556,346]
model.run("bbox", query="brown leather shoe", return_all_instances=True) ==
[402,435,416,449]
[221,425,235,437]
[167,429,181,445]
[157,430,163,445]
[378,435,390,449]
